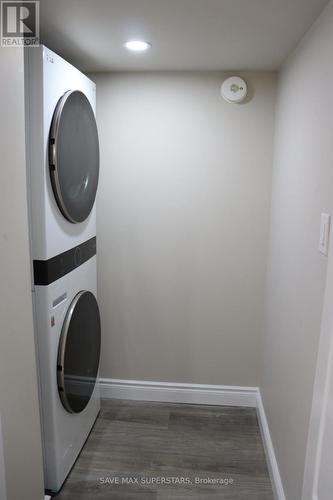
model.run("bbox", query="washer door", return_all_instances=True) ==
[49,90,100,223]
[57,291,101,414]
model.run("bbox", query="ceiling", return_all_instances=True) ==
[40,0,329,72]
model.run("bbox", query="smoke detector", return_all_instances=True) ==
[221,77,247,103]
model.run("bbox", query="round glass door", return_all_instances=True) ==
[49,90,100,223]
[57,291,101,413]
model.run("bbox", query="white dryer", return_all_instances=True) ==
[25,45,101,493]
[34,257,100,493]
[25,45,99,260]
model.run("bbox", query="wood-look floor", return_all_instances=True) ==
[55,399,274,499]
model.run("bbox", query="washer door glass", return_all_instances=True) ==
[49,90,100,223]
[57,291,101,413]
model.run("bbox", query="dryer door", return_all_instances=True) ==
[57,291,101,413]
[49,90,100,223]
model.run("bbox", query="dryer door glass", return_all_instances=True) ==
[57,291,101,413]
[49,90,100,223]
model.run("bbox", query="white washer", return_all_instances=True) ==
[25,46,101,493]
[34,258,100,493]
[25,45,99,260]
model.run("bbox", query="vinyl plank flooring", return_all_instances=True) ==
[55,399,274,499]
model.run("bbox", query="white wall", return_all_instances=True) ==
[93,71,276,386]
[260,1,333,498]
[0,48,44,500]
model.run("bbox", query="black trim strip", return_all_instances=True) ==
[33,237,96,286]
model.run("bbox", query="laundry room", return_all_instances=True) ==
[1,1,333,500]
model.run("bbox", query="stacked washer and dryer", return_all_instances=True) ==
[25,46,101,494]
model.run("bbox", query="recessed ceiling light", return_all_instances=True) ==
[124,40,151,52]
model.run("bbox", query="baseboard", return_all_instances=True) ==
[99,378,258,407]
[256,392,286,500]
